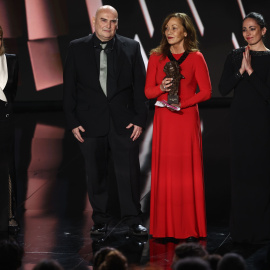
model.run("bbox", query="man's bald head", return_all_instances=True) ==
[95,5,118,19]
[93,5,118,42]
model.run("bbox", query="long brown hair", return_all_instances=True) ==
[150,13,199,59]
[0,26,5,55]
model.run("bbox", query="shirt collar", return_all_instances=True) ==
[93,33,115,51]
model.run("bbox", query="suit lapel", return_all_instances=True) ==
[83,35,105,98]
[115,35,127,80]
[84,35,99,81]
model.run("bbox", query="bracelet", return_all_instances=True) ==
[235,71,243,79]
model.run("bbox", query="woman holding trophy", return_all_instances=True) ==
[145,13,211,240]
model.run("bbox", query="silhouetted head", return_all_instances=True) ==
[98,249,128,270]
[204,254,222,270]
[173,257,211,270]
[93,247,116,270]
[172,243,208,269]
[217,253,246,270]
[33,259,63,270]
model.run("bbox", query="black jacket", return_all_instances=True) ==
[63,34,148,137]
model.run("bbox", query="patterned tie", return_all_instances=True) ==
[100,43,107,96]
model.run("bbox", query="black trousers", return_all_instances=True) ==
[79,120,142,226]
[0,100,13,232]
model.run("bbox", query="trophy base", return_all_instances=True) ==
[168,95,179,105]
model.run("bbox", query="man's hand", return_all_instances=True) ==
[126,123,142,141]
[72,126,85,143]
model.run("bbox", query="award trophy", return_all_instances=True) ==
[163,61,184,105]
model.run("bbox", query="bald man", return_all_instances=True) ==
[63,5,148,236]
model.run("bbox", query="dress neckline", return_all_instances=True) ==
[171,52,185,61]
[172,52,184,55]
[236,47,270,56]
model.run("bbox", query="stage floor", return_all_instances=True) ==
[11,108,270,270]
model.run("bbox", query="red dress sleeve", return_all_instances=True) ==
[181,52,212,109]
[144,54,165,99]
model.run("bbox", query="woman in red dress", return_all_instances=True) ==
[145,13,211,239]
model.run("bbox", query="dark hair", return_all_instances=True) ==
[150,13,199,58]
[217,253,246,270]
[204,254,222,270]
[33,259,63,270]
[174,243,208,260]
[243,12,266,29]
[98,249,128,270]
[0,25,5,55]
[173,257,211,270]
[93,247,116,270]
[0,239,24,270]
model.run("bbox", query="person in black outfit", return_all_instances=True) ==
[219,12,270,244]
[63,5,148,236]
[0,26,19,235]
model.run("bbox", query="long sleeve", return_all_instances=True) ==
[219,52,242,96]
[219,49,270,103]
[63,43,80,130]
[181,53,212,109]
[144,54,165,99]
[131,42,148,128]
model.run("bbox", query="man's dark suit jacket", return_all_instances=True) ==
[63,34,148,137]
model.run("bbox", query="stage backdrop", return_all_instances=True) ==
[0,0,270,102]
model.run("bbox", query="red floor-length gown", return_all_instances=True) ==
[145,52,211,239]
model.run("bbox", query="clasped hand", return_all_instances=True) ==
[240,46,254,76]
